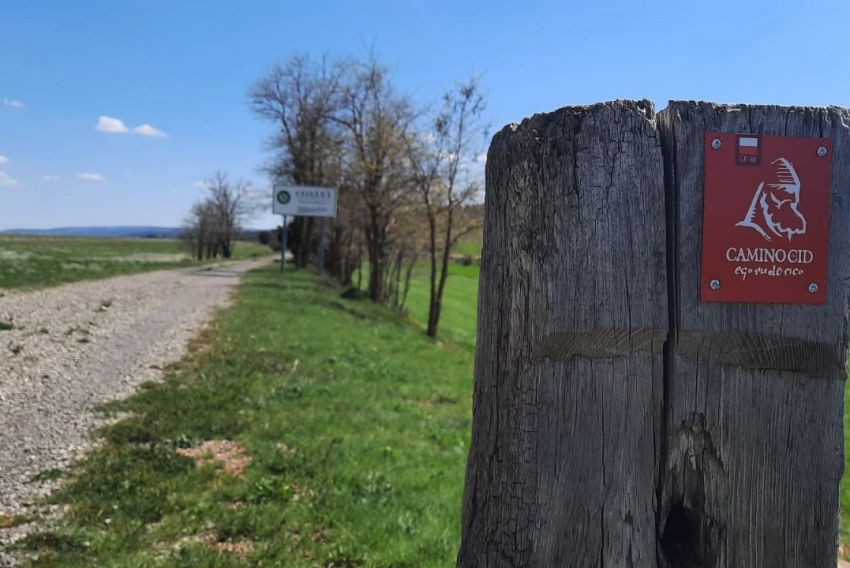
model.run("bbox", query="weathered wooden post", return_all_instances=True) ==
[459,100,850,567]
[458,100,668,566]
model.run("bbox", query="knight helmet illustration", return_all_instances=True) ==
[736,157,806,242]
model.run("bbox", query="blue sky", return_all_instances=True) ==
[1,0,849,230]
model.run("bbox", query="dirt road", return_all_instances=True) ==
[0,259,270,522]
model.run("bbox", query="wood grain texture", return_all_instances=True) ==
[457,100,668,567]
[657,101,850,568]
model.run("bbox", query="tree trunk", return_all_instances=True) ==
[401,253,416,309]
[458,100,850,567]
[429,232,452,337]
[328,221,344,283]
[458,100,667,567]
[356,237,364,290]
[427,214,439,337]
[293,217,314,268]
[366,211,387,303]
[368,245,384,302]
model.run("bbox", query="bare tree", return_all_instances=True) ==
[408,78,487,337]
[332,57,417,302]
[181,172,257,260]
[181,201,215,260]
[326,186,363,285]
[249,55,344,269]
[383,206,426,311]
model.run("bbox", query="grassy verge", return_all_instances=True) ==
[0,234,270,291]
[15,266,473,566]
[451,229,483,259]
[352,254,479,350]
[452,240,481,258]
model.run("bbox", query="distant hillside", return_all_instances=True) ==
[2,226,183,238]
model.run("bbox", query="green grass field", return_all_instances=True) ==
[352,253,480,349]
[0,234,270,291]
[452,231,483,259]
[13,267,474,566]
[403,262,479,350]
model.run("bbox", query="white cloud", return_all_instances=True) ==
[3,98,23,109]
[0,155,7,164]
[192,180,207,189]
[77,172,106,182]
[0,171,18,186]
[96,115,129,133]
[132,123,167,138]
[43,174,61,182]
[95,114,168,138]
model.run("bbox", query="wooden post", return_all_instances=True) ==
[458,100,850,567]
[656,101,850,567]
[458,100,668,566]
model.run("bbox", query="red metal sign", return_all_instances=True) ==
[701,132,832,304]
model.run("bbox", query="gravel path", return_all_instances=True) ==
[0,258,270,563]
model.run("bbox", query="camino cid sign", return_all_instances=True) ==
[272,185,337,218]
[700,132,832,304]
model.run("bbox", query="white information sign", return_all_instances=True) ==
[272,185,338,218]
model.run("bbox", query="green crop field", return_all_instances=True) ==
[12,267,475,566]
[0,234,270,291]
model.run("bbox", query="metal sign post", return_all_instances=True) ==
[272,185,338,276]
[279,215,288,273]
[317,217,326,277]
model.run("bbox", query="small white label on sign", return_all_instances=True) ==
[272,186,338,218]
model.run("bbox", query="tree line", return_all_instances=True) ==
[248,54,487,338]
[181,172,257,261]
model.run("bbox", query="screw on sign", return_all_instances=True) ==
[700,132,832,304]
